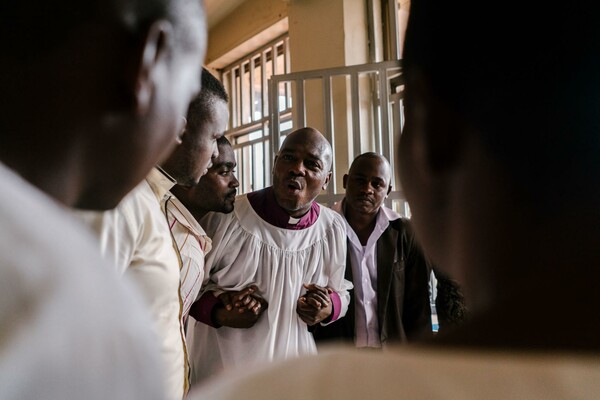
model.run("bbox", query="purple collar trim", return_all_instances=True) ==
[247,187,320,230]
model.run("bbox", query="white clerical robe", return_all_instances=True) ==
[188,194,352,383]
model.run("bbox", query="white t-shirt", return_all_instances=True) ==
[191,344,600,400]
[0,162,165,399]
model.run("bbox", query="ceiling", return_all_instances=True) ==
[204,0,247,29]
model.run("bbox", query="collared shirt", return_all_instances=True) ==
[79,167,189,399]
[332,199,400,348]
[247,186,320,230]
[0,162,165,399]
[165,194,212,325]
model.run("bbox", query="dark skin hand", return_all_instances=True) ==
[296,283,333,326]
[214,285,268,329]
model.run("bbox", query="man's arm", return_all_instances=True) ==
[402,222,434,340]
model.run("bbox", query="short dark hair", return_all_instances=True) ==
[350,152,388,168]
[186,68,229,133]
[404,1,600,203]
[349,152,392,184]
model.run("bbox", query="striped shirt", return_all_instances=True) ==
[165,195,212,325]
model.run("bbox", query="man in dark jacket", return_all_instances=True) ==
[314,152,433,347]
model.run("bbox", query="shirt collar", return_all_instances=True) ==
[146,167,176,202]
[247,186,320,230]
[379,202,401,222]
[165,194,212,253]
[334,197,401,249]
[165,194,208,238]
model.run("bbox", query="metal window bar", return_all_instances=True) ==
[220,34,292,195]
[249,58,255,123]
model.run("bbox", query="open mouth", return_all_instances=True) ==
[287,180,302,191]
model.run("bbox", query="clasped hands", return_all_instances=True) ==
[214,285,268,329]
[214,282,333,328]
[296,283,333,326]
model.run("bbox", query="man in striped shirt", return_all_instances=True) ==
[168,136,252,386]
[167,136,239,325]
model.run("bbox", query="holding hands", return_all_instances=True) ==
[214,285,268,329]
[297,283,333,326]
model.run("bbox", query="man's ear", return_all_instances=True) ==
[176,117,187,145]
[322,171,332,190]
[133,20,173,116]
[342,174,348,189]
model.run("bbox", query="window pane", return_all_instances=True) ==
[253,57,263,120]
[242,145,252,193]
[242,62,251,125]
[253,142,264,190]
[276,45,285,76]
[264,49,274,79]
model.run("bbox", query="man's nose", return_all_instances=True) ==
[359,183,374,194]
[231,174,240,188]
[289,160,305,176]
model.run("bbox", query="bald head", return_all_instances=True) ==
[348,152,391,182]
[280,127,333,172]
[344,152,392,219]
[272,127,332,217]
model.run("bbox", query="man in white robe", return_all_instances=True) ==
[190,127,352,383]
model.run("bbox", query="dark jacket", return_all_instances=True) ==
[313,217,433,346]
